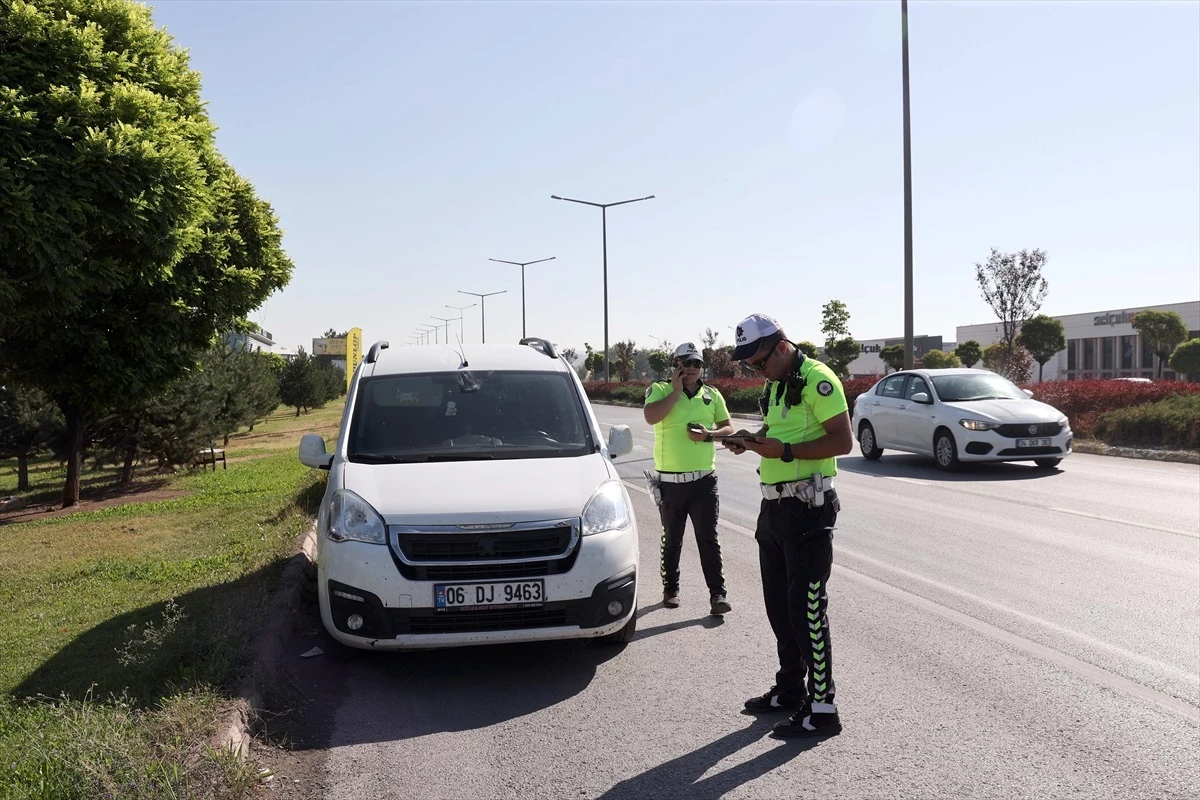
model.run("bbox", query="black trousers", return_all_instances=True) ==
[755,489,839,705]
[658,473,726,596]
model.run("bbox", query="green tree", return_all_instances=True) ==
[0,0,294,506]
[975,248,1049,357]
[0,383,67,491]
[583,343,605,379]
[955,340,983,369]
[1017,314,1067,383]
[322,328,349,339]
[795,341,820,359]
[820,300,858,379]
[1168,339,1200,380]
[921,350,962,369]
[612,340,637,382]
[1132,310,1190,379]
[279,350,322,416]
[647,349,670,379]
[982,343,1032,384]
[708,347,739,379]
[880,344,905,373]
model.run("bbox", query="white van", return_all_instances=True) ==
[298,338,639,651]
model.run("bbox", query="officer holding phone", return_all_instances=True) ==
[643,342,735,615]
[724,313,854,738]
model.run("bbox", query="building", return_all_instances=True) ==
[955,300,1200,382]
[843,335,956,378]
[224,328,297,359]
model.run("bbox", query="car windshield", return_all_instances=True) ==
[930,373,1027,402]
[347,371,594,462]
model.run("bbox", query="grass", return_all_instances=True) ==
[0,401,344,799]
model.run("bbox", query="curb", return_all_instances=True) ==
[588,400,1199,464]
[217,519,318,760]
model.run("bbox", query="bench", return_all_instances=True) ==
[196,445,227,471]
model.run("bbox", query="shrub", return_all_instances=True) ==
[1025,379,1200,438]
[1093,394,1200,450]
[584,375,878,416]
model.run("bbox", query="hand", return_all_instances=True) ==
[687,425,708,442]
[671,365,685,393]
[742,436,782,457]
[723,438,748,455]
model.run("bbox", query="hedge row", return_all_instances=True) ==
[583,377,881,416]
[1094,394,1200,451]
[1024,379,1200,438]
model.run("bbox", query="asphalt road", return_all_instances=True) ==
[275,404,1199,800]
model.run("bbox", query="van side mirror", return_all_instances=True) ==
[299,434,333,470]
[607,425,634,459]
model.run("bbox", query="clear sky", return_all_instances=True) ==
[147,0,1200,356]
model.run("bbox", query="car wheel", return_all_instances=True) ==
[1034,458,1062,469]
[599,611,637,645]
[933,429,961,471]
[859,421,883,460]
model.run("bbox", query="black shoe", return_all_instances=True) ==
[710,594,731,615]
[663,590,680,608]
[743,686,804,713]
[772,701,842,738]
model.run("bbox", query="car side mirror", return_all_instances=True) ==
[607,425,634,459]
[299,434,333,470]
[1023,389,1034,398]
[910,392,931,404]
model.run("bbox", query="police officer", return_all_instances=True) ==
[643,342,735,615]
[724,313,853,738]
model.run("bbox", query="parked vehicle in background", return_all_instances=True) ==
[298,337,640,651]
[851,369,1072,470]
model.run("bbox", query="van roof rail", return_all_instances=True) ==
[366,340,390,364]
[519,337,557,359]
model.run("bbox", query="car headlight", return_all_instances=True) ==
[581,480,632,536]
[959,419,1000,431]
[327,489,386,544]
[1057,416,1070,429]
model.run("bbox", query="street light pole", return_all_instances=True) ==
[901,0,915,369]
[551,193,655,382]
[420,324,438,345]
[457,290,506,343]
[431,316,453,343]
[445,303,475,342]
[488,257,556,338]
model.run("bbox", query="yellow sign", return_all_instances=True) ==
[346,328,363,391]
[312,337,347,356]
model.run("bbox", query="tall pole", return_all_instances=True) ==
[551,193,655,382]
[458,290,506,343]
[431,316,453,342]
[489,257,556,338]
[421,325,438,345]
[446,303,475,342]
[902,0,915,369]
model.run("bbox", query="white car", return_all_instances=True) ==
[298,337,639,651]
[851,368,1072,470]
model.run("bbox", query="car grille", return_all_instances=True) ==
[397,607,577,634]
[996,446,1063,456]
[396,528,573,561]
[995,422,1063,438]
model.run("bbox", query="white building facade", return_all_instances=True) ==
[956,300,1200,382]
[844,335,956,378]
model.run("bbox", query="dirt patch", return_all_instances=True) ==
[0,481,190,526]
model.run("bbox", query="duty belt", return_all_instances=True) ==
[658,470,713,484]
[760,473,834,504]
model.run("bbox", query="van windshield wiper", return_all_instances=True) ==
[352,452,495,463]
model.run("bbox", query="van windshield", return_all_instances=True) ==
[347,371,595,462]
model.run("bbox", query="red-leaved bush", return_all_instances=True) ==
[1023,379,1200,437]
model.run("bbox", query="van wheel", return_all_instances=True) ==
[859,422,883,460]
[934,429,961,471]
[599,611,637,645]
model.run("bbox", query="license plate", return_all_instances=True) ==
[434,580,545,611]
[1016,438,1052,448]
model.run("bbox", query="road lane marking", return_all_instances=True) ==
[840,568,1199,722]
[881,476,931,487]
[1046,507,1198,539]
[623,481,1199,723]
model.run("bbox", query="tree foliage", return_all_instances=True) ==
[278,349,343,416]
[1018,314,1067,383]
[921,350,961,369]
[1132,310,1189,379]
[611,340,637,382]
[1168,338,1200,380]
[795,341,819,359]
[880,344,905,373]
[646,349,670,380]
[820,300,858,379]
[955,340,983,369]
[582,343,605,379]
[0,382,66,491]
[975,248,1049,356]
[0,0,294,505]
[982,342,1032,384]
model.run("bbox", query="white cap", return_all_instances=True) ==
[673,342,704,363]
[732,313,782,361]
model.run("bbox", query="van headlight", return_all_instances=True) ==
[959,419,1000,431]
[581,480,632,536]
[327,490,386,544]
